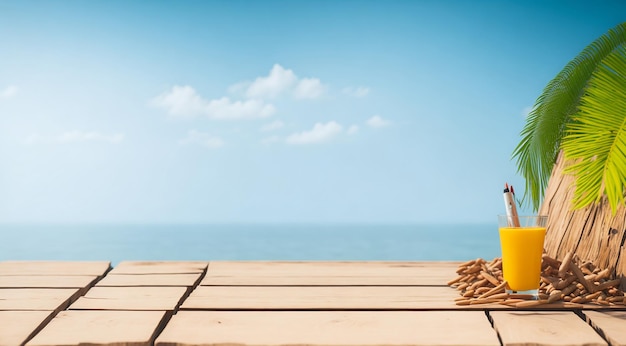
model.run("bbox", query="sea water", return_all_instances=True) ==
[0,223,500,265]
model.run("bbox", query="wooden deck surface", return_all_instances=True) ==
[0,260,624,346]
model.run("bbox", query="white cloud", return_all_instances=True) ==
[231,64,326,100]
[206,97,275,120]
[25,131,124,144]
[366,115,390,128]
[347,125,359,135]
[151,85,275,120]
[179,130,224,149]
[227,82,249,95]
[245,64,298,99]
[260,120,285,132]
[294,78,326,99]
[151,85,207,117]
[0,85,18,99]
[286,121,343,145]
[342,86,369,98]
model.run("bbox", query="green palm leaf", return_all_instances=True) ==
[512,22,626,211]
[561,45,626,212]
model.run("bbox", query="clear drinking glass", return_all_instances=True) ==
[497,215,548,298]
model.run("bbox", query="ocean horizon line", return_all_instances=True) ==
[1,223,501,265]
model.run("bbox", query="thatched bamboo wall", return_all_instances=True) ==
[540,151,626,281]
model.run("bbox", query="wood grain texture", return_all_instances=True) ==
[541,151,626,277]
[0,288,80,311]
[70,286,189,311]
[491,311,607,346]
[181,285,463,310]
[584,311,626,346]
[155,310,500,346]
[0,311,55,346]
[26,310,168,346]
[109,261,208,275]
[2,260,619,346]
[0,261,110,276]
[180,285,617,311]
[0,275,99,288]
[202,261,460,286]
[96,273,202,287]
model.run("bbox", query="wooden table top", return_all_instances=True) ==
[0,260,624,346]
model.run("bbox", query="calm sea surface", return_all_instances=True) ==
[0,223,501,265]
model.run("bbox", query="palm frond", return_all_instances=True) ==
[561,45,626,213]
[512,22,626,211]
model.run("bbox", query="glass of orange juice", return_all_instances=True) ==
[498,215,548,298]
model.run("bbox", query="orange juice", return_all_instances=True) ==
[499,226,546,291]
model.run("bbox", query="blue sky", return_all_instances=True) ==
[0,1,624,224]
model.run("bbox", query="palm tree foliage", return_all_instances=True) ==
[513,22,626,213]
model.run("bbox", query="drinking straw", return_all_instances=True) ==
[503,183,520,227]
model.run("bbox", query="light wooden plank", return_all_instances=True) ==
[0,261,110,276]
[0,311,55,346]
[156,310,500,346]
[181,286,463,310]
[96,273,202,287]
[202,261,460,286]
[585,311,626,346]
[491,311,607,346]
[183,285,607,311]
[0,288,80,311]
[26,310,167,346]
[109,261,208,274]
[70,286,188,311]
[0,275,98,288]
